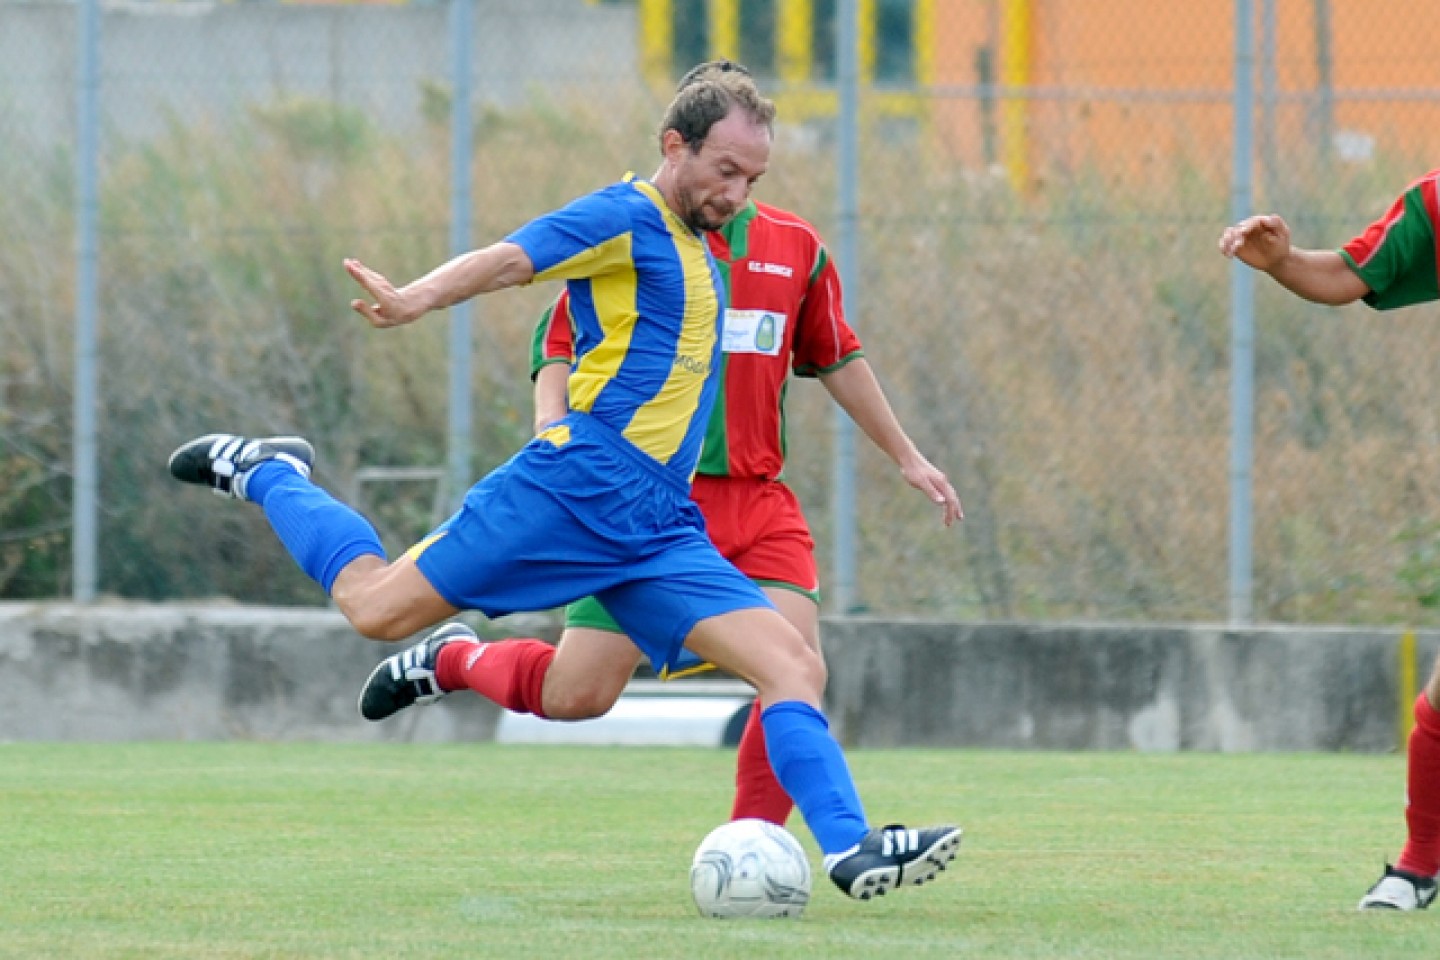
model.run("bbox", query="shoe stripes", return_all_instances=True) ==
[169,433,313,499]
[389,640,444,702]
[826,823,961,900]
[358,622,477,721]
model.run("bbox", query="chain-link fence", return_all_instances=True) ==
[4,0,1440,627]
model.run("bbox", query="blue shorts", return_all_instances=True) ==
[409,413,772,674]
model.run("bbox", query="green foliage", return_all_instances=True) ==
[1397,519,1440,610]
[249,97,376,163]
[4,90,1440,624]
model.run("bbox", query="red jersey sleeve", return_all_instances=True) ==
[1339,170,1440,310]
[529,291,576,381]
[789,246,863,378]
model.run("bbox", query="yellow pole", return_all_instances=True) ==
[639,0,673,85]
[907,0,936,129]
[914,0,937,89]
[1401,630,1418,748]
[859,0,876,82]
[777,0,813,84]
[711,0,741,61]
[1000,0,1032,192]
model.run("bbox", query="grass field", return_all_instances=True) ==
[1,743,1433,959]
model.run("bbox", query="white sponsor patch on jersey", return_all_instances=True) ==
[722,309,787,356]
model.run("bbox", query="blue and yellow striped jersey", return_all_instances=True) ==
[507,177,725,483]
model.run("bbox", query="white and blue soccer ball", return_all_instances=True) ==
[689,818,812,919]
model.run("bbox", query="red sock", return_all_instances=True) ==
[1398,693,1440,877]
[729,699,794,825]
[435,638,554,719]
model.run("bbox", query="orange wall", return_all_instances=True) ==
[926,0,1440,188]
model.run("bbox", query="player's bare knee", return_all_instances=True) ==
[549,683,620,719]
[796,646,826,694]
[811,654,829,693]
[757,644,824,701]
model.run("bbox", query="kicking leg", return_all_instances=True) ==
[169,432,456,640]
[685,608,960,900]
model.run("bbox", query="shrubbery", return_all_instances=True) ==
[4,92,1439,625]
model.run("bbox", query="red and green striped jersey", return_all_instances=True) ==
[1340,169,1440,310]
[531,200,863,480]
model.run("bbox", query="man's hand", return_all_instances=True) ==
[1217,214,1293,274]
[900,455,964,528]
[344,258,431,329]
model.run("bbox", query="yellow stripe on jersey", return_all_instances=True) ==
[403,529,450,563]
[620,181,719,465]
[531,232,635,286]
[507,178,722,476]
[567,248,640,417]
[536,424,572,447]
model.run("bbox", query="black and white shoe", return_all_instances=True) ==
[1358,864,1438,911]
[825,824,962,900]
[358,622,477,721]
[168,433,314,501]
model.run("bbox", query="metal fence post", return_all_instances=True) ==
[831,0,860,613]
[72,0,101,602]
[1228,0,1256,624]
[447,0,474,510]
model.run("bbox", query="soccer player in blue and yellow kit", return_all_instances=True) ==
[362,61,962,836]
[168,68,960,901]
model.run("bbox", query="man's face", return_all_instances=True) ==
[668,109,771,233]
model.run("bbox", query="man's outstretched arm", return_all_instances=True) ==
[345,241,536,329]
[1218,214,1370,306]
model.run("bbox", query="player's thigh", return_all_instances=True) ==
[330,553,459,641]
[684,606,822,706]
[545,625,643,717]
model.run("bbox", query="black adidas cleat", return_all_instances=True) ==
[1358,864,1438,911]
[168,433,314,501]
[358,622,477,721]
[826,824,962,901]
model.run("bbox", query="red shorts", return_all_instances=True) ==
[689,475,818,597]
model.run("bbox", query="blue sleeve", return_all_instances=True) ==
[506,187,634,282]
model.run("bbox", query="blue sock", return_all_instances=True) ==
[247,461,385,593]
[760,700,869,854]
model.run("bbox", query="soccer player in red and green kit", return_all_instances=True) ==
[1221,169,1440,912]
[370,59,962,830]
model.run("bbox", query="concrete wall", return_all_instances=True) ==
[0,603,527,743]
[4,603,1436,751]
[821,619,1440,752]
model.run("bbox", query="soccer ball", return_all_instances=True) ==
[689,818,812,919]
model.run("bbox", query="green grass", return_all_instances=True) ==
[0,744,1432,959]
